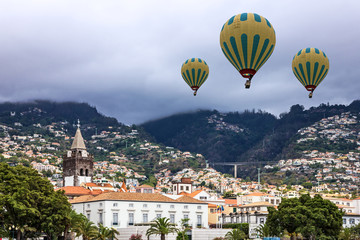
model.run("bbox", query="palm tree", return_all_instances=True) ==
[224,228,246,240]
[146,217,178,240]
[254,223,270,238]
[73,217,98,240]
[63,209,85,240]
[97,223,119,240]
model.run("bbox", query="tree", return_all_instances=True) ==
[97,223,119,240]
[63,209,85,240]
[0,163,72,240]
[266,194,343,240]
[224,228,246,240]
[146,217,178,240]
[176,218,190,240]
[73,217,98,240]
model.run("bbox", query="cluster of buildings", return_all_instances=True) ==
[207,113,244,133]
[1,110,360,239]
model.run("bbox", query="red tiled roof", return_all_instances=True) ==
[56,186,91,196]
[224,199,237,205]
[189,190,202,198]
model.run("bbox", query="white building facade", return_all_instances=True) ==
[71,192,209,229]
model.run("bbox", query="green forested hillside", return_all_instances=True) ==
[141,100,360,166]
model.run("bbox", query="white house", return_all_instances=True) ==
[237,192,281,206]
[71,192,209,229]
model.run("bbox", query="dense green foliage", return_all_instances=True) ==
[0,100,124,138]
[0,163,72,239]
[266,194,343,239]
[142,101,360,175]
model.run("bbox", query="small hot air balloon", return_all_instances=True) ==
[181,58,209,96]
[220,13,276,88]
[292,48,329,98]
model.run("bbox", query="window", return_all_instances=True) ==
[183,214,189,225]
[343,219,347,224]
[170,205,175,209]
[257,207,260,211]
[113,203,118,207]
[350,219,355,224]
[113,213,118,225]
[233,208,236,213]
[157,204,161,208]
[180,186,184,191]
[200,196,207,200]
[210,209,214,213]
[184,205,188,209]
[156,214,161,219]
[129,213,134,225]
[197,206,201,210]
[143,213,148,223]
[100,203,103,207]
[143,204,148,208]
[129,203,134,208]
[87,213,90,219]
[174,186,177,190]
[99,212,103,224]
[186,186,189,191]
[260,218,265,224]
[197,215,202,227]
[170,214,175,224]
[87,204,90,208]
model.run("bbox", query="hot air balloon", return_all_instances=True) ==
[181,58,209,96]
[292,48,329,98]
[220,13,276,88]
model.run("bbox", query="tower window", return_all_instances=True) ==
[80,168,84,176]
[85,169,89,176]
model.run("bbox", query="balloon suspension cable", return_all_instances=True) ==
[193,89,198,96]
[309,90,314,98]
[245,75,253,89]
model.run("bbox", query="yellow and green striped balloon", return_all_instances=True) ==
[292,48,329,98]
[181,58,209,96]
[220,13,276,88]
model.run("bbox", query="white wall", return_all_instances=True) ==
[72,199,208,229]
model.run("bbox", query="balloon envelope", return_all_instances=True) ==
[220,13,276,87]
[181,58,209,96]
[292,48,329,97]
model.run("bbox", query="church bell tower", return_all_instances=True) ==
[63,121,94,186]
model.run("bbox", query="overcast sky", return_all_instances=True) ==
[0,1,358,124]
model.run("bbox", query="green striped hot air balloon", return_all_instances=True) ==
[181,58,209,96]
[220,13,276,89]
[292,48,329,98]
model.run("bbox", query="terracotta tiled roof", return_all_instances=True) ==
[176,195,207,204]
[245,192,268,197]
[179,192,190,196]
[56,186,91,196]
[70,192,208,204]
[208,203,217,208]
[189,190,202,197]
[85,183,98,187]
[137,184,153,188]
[224,199,237,205]
[70,195,95,204]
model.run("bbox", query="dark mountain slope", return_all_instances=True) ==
[141,100,360,165]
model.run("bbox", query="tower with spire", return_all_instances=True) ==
[63,120,94,187]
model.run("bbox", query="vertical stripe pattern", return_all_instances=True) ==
[181,58,209,93]
[292,48,329,92]
[220,13,276,79]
